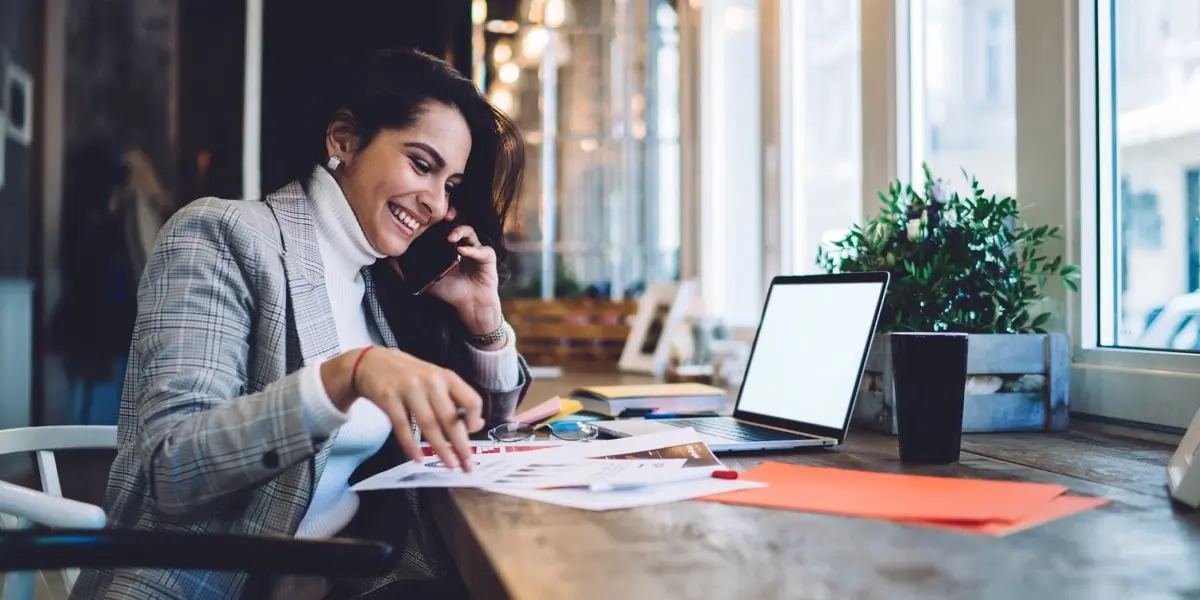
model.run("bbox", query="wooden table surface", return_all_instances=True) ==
[432,373,1200,600]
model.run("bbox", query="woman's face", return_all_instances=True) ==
[332,101,472,256]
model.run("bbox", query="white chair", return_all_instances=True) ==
[0,426,396,599]
[0,426,116,600]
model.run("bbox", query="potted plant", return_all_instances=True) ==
[817,165,1080,434]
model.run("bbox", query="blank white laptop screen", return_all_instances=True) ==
[736,281,884,429]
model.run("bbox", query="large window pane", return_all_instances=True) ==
[1108,0,1200,350]
[483,0,681,299]
[700,0,762,326]
[791,0,862,273]
[653,0,683,283]
[913,0,1016,197]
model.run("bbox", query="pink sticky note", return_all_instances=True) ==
[511,396,563,424]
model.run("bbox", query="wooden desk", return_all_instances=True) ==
[433,374,1200,599]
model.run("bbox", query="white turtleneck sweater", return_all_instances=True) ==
[293,165,520,539]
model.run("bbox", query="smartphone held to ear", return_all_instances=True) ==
[391,221,464,295]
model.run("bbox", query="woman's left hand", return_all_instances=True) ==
[425,214,503,337]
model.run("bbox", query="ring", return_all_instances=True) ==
[455,407,468,422]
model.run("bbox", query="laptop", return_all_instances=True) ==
[595,272,890,452]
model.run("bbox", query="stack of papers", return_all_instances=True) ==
[355,429,763,511]
[418,440,565,457]
[355,455,688,491]
[698,462,1110,536]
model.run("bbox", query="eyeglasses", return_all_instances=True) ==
[488,421,600,443]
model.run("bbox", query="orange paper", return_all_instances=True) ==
[922,496,1111,536]
[700,462,1072,523]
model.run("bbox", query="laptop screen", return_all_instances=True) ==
[735,278,886,431]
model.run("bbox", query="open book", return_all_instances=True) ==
[568,383,727,417]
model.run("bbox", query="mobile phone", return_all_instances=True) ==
[390,221,463,295]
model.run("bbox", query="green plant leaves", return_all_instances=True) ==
[1030,312,1051,328]
[814,163,1080,334]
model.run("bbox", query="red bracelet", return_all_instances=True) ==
[350,346,375,398]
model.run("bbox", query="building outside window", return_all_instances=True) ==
[913,0,1016,198]
[1104,0,1200,349]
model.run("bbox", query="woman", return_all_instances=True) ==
[70,48,531,600]
[50,140,138,423]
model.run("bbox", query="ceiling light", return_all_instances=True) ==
[498,62,521,84]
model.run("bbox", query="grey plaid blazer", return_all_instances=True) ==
[70,181,530,600]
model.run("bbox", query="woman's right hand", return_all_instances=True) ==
[320,347,484,472]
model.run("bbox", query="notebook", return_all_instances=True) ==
[568,383,727,417]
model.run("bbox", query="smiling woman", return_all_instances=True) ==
[328,107,469,257]
[69,48,532,600]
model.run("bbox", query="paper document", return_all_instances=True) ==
[353,454,519,490]
[353,454,688,492]
[490,478,764,511]
[698,461,1110,536]
[698,462,1070,523]
[923,496,1110,536]
[417,429,719,464]
[489,459,687,490]
[355,428,744,512]
[522,427,724,467]
[482,428,762,511]
[419,440,564,457]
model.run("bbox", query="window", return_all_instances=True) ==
[1100,0,1200,350]
[911,0,1016,197]
[746,0,1200,429]
[1188,169,1200,291]
[1079,0,1200,429]
[984,9,1003,102]
[1120,179,1163,249]
[655,1,682,282]
[785,0,862,274]
[700,0,762,327]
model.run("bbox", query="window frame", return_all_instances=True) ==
[1075,0,1200,430]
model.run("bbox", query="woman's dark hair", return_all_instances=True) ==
[286,47,524,368]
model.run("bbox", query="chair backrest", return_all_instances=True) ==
[0,426,118,501]
[0,426,117,600]
[503,298,639,369]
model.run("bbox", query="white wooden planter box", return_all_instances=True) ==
[852,333,1070,434]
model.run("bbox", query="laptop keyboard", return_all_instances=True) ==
[665,418,810,442]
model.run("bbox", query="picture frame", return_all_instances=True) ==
[1167,407,1200,509]
[3,53,32,147]
[618,280,697,375]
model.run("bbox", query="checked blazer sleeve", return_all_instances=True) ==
[131,201,323,517]
[460,326,529,426]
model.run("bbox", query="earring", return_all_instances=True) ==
[326,155,343,171]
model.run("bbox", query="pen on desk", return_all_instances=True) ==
[587,469,739,493]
